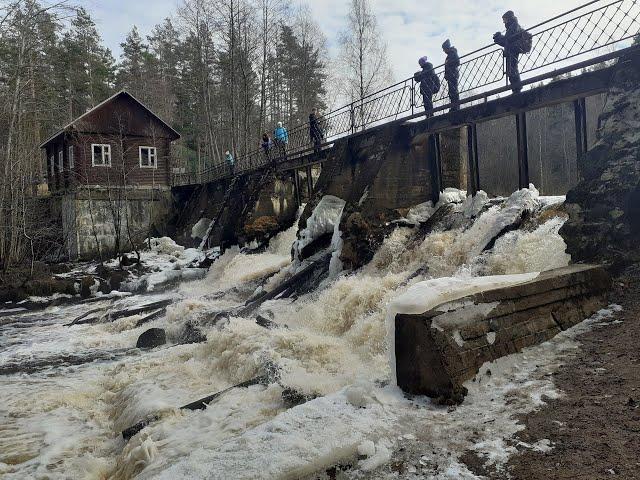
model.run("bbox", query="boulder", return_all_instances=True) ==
[178,321,207,344]
[136,328,166,349]
[244,216,280,242]
[94,264,130,292]
[256,314,278,329]
[339,206,401,270]
[23,276,76,297]
[79,276,95,298]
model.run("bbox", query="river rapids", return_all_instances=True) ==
[1,186,608,479]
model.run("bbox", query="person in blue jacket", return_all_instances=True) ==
[225,150,235,174]
[273,121,289,158]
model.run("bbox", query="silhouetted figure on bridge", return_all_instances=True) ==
[414,57,440,117]
[309,108,324,153]
[493,10,532,93]
[442,39,460,111]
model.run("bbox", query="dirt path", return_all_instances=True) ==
[464,265,640,479]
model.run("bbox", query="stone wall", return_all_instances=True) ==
[394,265,611,403]
[561,48,640,271]
[53,187,172,259]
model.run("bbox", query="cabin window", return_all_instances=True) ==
[49,155,54,177]
[68,146,74,169]
[91,144,111,167]
[58,150,64,172]
[139,146,157,168]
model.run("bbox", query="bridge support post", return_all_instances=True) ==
[574,97,588,164]
[305,165,313,198]
[466,124,480,196]
[293,169,302,207]
[516,112,530,189]
[428,134,442,204]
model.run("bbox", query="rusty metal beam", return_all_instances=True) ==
[466,124,480,195]
[574,97,588,163]
[428,134,442,203]
[293,169,302,207]
[516,112,530,189]
[305,165,313,197]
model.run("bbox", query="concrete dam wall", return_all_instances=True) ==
[169,64,614,261]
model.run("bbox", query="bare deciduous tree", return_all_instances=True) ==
[337,0,393,106]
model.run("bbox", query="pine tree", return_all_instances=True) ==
[60,8,115,119]
[147,18,181,121]
[117,26,153,102]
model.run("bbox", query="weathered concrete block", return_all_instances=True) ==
[395,264,611,402]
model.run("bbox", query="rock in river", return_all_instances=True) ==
[136,328,167,349]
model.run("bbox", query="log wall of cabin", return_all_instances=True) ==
[71,133,171,188]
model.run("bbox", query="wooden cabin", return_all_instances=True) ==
[40,90,180,192]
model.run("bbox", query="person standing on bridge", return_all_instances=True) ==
[274,121,289,158]
[414,57,441,117]
[261,133,273,163]
[442,39,460,111]
[493,10,532,93]
[309,108,324,154]
[225,150,235,174]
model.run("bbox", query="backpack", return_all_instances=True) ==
[517,30,533,54]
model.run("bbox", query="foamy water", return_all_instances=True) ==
[0,187,579,479]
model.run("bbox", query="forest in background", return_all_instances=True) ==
[0,0,391,270]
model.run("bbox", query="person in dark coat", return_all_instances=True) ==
[261,133,273,162]
[493,10,524,93]
[413,57,440,117]
[442,39,460,111]
[309,108,324,153]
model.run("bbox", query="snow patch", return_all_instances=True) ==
[190,218,210,239]
[294,195,345,260]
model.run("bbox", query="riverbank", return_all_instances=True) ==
[461,264,640,479]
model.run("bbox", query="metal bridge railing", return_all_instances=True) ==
[172,0,640,187]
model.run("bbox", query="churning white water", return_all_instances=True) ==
[0,187,583,479]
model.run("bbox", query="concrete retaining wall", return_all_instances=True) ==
[394,264,611,402]
[52,188,172,260]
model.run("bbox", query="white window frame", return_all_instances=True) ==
[91,144,111,167]
[68,146,74,170]
[139,146,157,169]
[58,150,64,172]
[49,155,55,177]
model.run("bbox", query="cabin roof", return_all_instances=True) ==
[40,90,181,148]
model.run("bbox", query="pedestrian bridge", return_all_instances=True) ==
[172,0,639,192]
[169,0,640,249]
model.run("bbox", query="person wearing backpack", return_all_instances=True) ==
[442,39,460,111]
[493,10,532,93]
[414,57,441,117]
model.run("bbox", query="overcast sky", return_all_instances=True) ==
[79,0,586,81]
